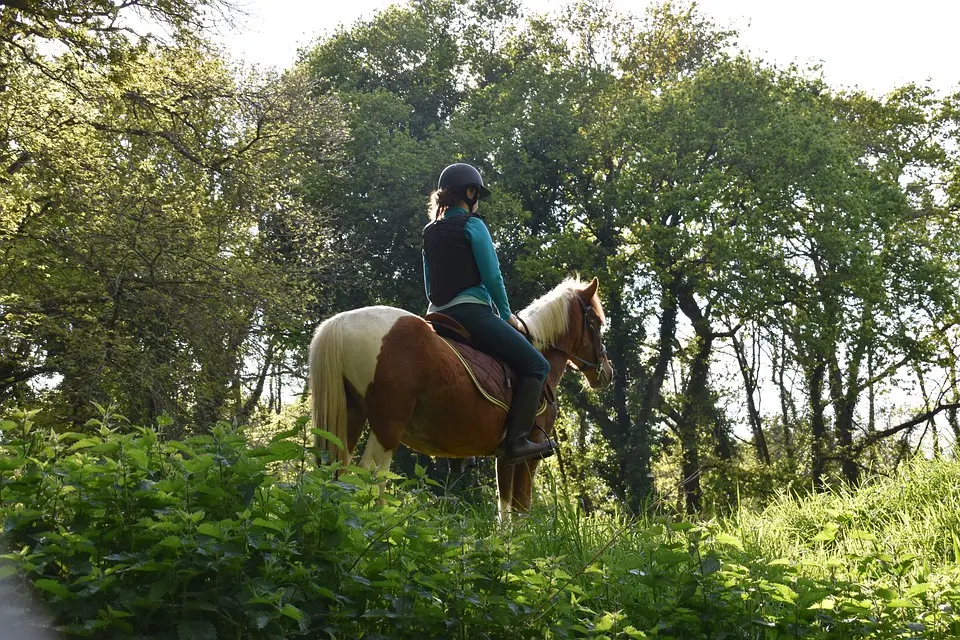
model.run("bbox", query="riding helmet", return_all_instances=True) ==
[438,163,492,200]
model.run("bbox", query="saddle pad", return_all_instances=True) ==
[438,337,547,416]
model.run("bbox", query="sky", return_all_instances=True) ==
[215,0,959,95]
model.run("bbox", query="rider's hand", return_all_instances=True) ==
[507,314,523,332]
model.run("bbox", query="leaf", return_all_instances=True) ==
[714,533,744,551]
[105,605,133,619]
[0,457,25,471]
[34,579,72,599]
[887,599,920,608]
[655,549,689,566]
[701,556,722,575]
[767,558,792,567]
[68,438,100,452]
[809,596,836,610]
[798,589,832,608]
[157,536,183,550]
[197,523,222,539]
[771,583,798,604]
[263,440,302,462]
[270,427,301,443]
[281,603,308,631]
[905,583,933,598]
[812,529,836,542]
[252,518,286,532]
[847,530,876,541]
[0,420,17,431]
[280,604,304,622]
[166,442,197,458]
[594,612,616,632]
[125,447,148,469]
[177,619,217,640]
[0,563,17,580]
[252,612,272,630]
[311,429,344,450]
[156,413,173,427]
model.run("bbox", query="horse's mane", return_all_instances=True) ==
[518,277,605,350]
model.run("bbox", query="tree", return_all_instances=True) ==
[0,3,346,428]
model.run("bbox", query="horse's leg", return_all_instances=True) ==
[346,406,366,463]
[362,382,415,479]
[496,459,514,524]
[358,430,395,473]
[511,459,540,513]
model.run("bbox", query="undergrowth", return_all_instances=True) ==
[1,407,959,638]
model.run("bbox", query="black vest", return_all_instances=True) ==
[422,214,482,306]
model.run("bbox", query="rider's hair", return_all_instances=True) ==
[426,187,464,221]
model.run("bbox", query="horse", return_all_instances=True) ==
[308,276,613,521]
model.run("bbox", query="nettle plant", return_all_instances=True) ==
[2,406,960,639]
[0,408,586,638]
[0,407,357,637]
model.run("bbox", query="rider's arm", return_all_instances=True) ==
[422,250,431,300]
[464,217,512,319]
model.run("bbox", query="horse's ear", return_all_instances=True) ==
[583,277,599,299]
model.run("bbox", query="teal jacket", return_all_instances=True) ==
[422,208,512,319]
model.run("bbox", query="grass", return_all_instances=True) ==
[1,408,960,638]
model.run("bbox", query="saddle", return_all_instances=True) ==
[424,313,551,416]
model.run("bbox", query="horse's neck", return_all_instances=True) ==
[544,349,570,395]
[539,309,579,393]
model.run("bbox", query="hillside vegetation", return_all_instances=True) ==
[2,411,959,639]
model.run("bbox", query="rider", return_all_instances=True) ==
[422,163,556,465]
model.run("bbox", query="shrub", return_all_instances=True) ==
[2,408,960,638]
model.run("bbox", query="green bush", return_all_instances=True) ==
[2,408,960,638]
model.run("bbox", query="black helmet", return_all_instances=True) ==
[438,163,492,200]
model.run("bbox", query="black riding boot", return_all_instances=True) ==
[498,377,556,464]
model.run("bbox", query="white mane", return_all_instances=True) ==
[518,278,592,350]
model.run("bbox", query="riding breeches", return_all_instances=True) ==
[440,303,549,384]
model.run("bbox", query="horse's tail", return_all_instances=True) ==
[309,313,350,465]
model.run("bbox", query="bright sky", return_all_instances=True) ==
[217,0,959,95]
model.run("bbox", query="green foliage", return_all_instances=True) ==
[3,409,960,638]
[1,2,347,428]
[6,2,960,621]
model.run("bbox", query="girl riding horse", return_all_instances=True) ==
[308,165,613,518]
[421,163,555,465]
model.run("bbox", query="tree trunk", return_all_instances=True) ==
[949,359,960,455]
[772,333,795,463]
[732,331,771,465]
[236,340,277,426]
[603,282,654,511]
[809,361,828,489]
[675,287,713,514]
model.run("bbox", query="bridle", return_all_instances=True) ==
[518,295,608,373]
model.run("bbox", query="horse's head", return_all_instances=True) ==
[570,277,615,389]
[520,276,615,389]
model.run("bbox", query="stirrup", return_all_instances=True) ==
[497,437,556,465]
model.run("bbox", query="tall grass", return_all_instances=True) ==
[2,408,960,638]
[734,459,960,569]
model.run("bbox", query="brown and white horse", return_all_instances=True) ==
[308,277,613,521]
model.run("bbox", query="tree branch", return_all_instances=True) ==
[855,402,960,453]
